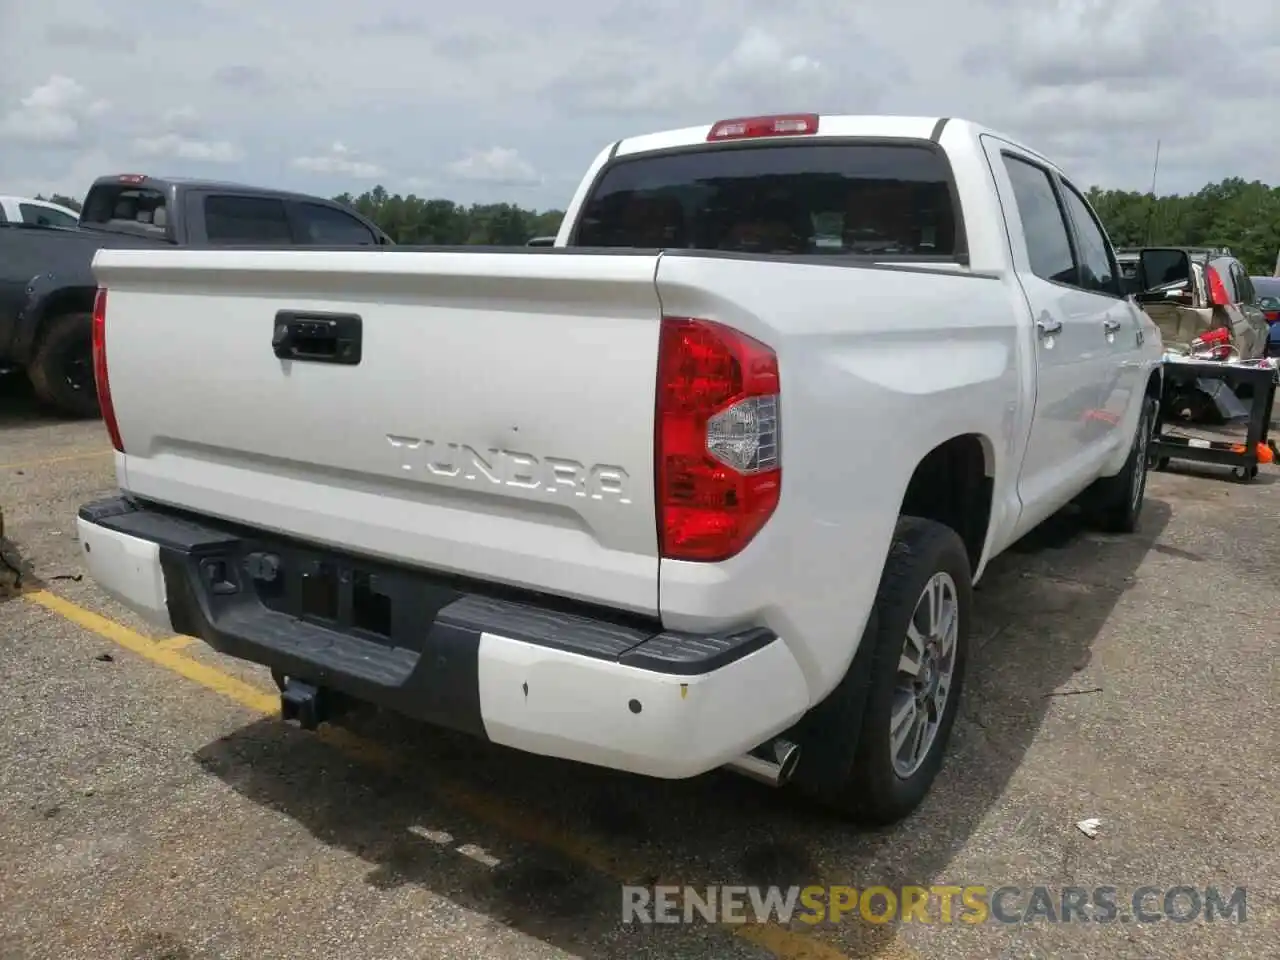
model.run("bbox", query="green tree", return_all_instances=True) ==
[1085,179,1280,273]
[34,193,83,212]
[41,176,1280,272]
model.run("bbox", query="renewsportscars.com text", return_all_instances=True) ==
[621,884,1248,926]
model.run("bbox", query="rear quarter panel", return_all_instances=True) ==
[653,252,1024,701]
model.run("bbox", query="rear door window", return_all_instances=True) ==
[293,202,378,245]
[574,142,963,258]
[1000,154,1076,285]
[203,195,295,245]
[1057,180,1120,297]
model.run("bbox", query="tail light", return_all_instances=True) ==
[1206,266,1230,307]
[707,114,819,141]
[91,287,124,453]
[1190,325,1233,359]
[1193,327,1231,347]
[655,316,781,562]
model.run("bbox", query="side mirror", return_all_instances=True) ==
[1137,247,1191,293]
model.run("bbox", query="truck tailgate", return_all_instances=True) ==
[93,248,664,614]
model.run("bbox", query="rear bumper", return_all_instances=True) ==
[76,496,810,779]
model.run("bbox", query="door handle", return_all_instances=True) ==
[272,311,363,365]
[1103,318,1122,333]
[1036,318,1063,338]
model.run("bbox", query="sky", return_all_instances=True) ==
[1,0,1278,210]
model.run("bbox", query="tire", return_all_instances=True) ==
[27,311,100,418]
[796,517,972,826]
[1085,396,1156,534]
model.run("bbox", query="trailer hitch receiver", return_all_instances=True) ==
[280,678,327,731]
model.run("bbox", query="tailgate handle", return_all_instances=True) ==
[272,311,362,365]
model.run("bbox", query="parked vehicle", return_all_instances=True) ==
[1252,275,1280,320]
[0,173,392,416]
[0,195,82,229]
[77,114,1164,825]
[1254,275,1280,357]
[1127,248,1269,359]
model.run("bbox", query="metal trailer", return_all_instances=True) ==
[1151,358,1278,482]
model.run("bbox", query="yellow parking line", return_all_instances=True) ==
[25,590,278,715]
[155,634,198,651]
[22,588,915,960]
[0,449,113,471]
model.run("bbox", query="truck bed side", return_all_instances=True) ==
[652,252,1021,694]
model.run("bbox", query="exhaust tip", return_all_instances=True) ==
[775,739,801,783]
[725,737,801,787]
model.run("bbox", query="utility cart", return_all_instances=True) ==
[1151,356,1278,482]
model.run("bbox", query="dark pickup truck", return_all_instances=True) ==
[0,173,391,416]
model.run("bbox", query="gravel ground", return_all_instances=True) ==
[1,373,1275,960]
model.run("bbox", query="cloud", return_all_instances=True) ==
[355,14,431,36]
[160,105,201,131]
[552,24,841,118]
[2,0,1279,204]
[133,133,244,163]
[0,75,109,146]
[43,21,138,52]
[211,64,270,91]
[445,148,540,186]
[964,0,1280,189]
[292,142,384,178]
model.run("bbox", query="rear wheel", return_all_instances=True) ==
[797,517,972,826]
[27,312,100,418]
[1084,396,1157,533]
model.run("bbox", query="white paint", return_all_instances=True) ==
[92,251,665,616]
[84,115,1164,773]
[74,518,173,633]
[0,195,81,227]
[475,632,809,779]
[407,825,454,846]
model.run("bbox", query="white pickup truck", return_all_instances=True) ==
[78,114,1164,825]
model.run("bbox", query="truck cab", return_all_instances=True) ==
[77,174,393,247]
[0,174,393,417]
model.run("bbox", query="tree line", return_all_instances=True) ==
[37,175,1280,275]
[1085,178,1280,275]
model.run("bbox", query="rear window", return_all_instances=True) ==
[81,185,168,234]
[574,143,961,258]
[204,195,294,245]
[1140,250,1192,291]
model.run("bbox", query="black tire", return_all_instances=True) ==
[1084,396,1156,534]
[796,517,972,826]
[27,311,100,418]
